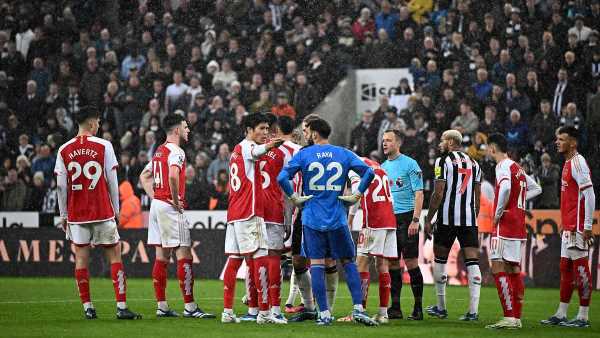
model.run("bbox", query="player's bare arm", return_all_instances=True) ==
[168,165,182,213]
[424,180,445,235]
[139,166,155,199]
[474,183,481,217]
[409,190,424,237]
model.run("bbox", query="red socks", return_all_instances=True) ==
[253,256,270,311]
[75,268,91,304]
[379,272,391,309]
[560,257,575,303]
[493,272,513,318]
[153,260,168,302]
[509,272,524,319]
[573,257,592,307]
[177,258,194,304]
[111,262,127,302]
[360,271,370,308]
[223,257,243,309]
[268,255,282,307]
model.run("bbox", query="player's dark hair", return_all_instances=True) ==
[306,118,331,139]
[488,133,508,153]
[74,106,100,124]
[384,129,404,142]
[277,116,295,135]
[243,113,269,130]
[557,126,579,140]
[264,112,277,127]
[162,114,185,133]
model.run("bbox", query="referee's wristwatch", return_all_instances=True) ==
[412,217,419,223]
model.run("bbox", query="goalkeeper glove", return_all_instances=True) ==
[289,193,313,206]
[337,193,362,205]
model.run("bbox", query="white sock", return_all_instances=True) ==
[326,270,338,313]
[319,310,331,319]
[379,307,388,316]
[433,261,447,310]
[467,264,481,314]
[271,306,281,315]
[184,302,197,312]
[117,301,127,310]
[296,270,315,311]
[157,301,169,311]
[555,302,569,318]
[83,302,93,311]
[577,306,589,321]
[353,304,364,312]
[248,307,259,315]
[224,308,234,314]
[286,271,298,305]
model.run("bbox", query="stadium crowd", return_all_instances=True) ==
[1,0,600,220]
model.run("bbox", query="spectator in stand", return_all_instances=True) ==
[209,169,229,210]
[451,101,479,136]
[375,1,399,41]
[467,132,488,162]
[479,105,503,136]
[559,102,583,130]
[271,91,296,119]
[472,68,493,102]
[536,153,560,209]
[0,168,27,211]
[207,143,230,185]
[185,164,210,210]
[352,7,375,42]
[350,110,378,157]
[505,109,529,154]
[31,144,55,184]
[15,155,32,185]
[118,180,142,228]
[531,100,558,148]
[165,70,188,113]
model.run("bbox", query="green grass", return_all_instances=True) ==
[0,277,598,338]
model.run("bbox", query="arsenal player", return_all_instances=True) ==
[140,114,214,319]
[346,157,397,324]
[541,126,596,328]
[221,113,285,324]
[485,133,541,329]
[54,106,141,320]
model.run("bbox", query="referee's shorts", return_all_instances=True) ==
[433,222,479,249]
[394,211,419,259]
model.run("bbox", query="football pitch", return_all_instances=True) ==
[0,278,598,338]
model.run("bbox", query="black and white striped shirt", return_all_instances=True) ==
[433,151,481,226]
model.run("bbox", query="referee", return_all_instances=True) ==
[381,129,424,320]
[423,129,482,321]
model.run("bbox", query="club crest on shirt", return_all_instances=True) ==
[395,177,404,187]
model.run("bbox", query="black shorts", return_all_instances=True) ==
[395,211,419,259]
[291,209,303,256]
[433,223,479,249]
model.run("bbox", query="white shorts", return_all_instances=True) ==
[66,219,120,246]
[357,228,398,259]
[225,216,268,255]
[560,231,589,260]
[266,222,285,250]
[490,237,522,263]
[148,199,191,248]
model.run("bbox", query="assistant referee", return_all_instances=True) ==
[381,129,425,320]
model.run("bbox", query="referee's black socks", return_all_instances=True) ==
[389,268,403,309]
[408,267,423,309]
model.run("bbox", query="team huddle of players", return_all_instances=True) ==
[54,106,595,329]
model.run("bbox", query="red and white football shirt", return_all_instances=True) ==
[260,145,294,224]
[282,140,302,194]
[561,153,593,232]
[54,135,118,223]
[493,159,527,240]
[148,142,187,208]
[227,139,265,222]
[351,158,396,229]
